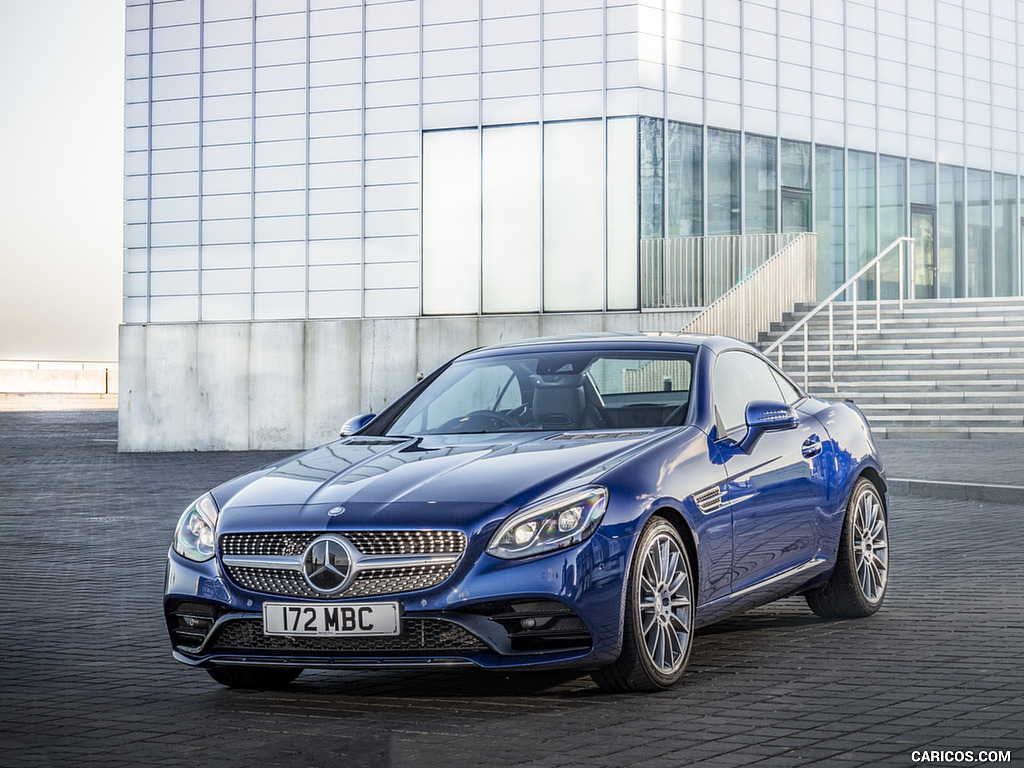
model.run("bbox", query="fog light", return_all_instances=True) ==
[521,618,537,629]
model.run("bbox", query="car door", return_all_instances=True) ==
[712,350,834,593]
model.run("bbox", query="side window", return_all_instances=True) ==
[712,351,785,434]
[771,368,804,405]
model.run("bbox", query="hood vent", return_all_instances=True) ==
[548,431,652,441]
[345,437,408,446]
[693,486,722,513]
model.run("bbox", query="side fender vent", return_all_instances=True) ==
[693,486,722,513]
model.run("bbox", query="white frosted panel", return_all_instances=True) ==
[152,49,200,76]
[152,196,200,222]
[309,31,361,61]
[606,117,638,310]
[151,295,199,322]
[309,160,362,189]
[152,147,200,174]
[309,263,360,290]
[424,20,479,50]
[482,69,539,99]
[482,15,539,46]
[152,73,200,102]
[363,288,418,317]
[255,164,304,191]
[125,224,148,248]
[125,199,148,224]
[543,90,603,121]
[153,24,200,53]
[125,77,149,104]
[365,182,418,211]
[257,63,307,91]
[543,121,603,311]
[364,235,418,263]
[365,261,418,290]
[482,95,540,125]
[203,193,252,220]
[365,79,420,108]
[364,157,418,185]
[481,124,541,313]
[309,238,361,265]
[544,36,602,67]
[256,139,306,166]
[310,213,361,239]
[204,93,253,121]
[152,122,200,149]
[254,215,306,241]
[309,135,361,162]
[365,105,419,133]
[153,0,199,27]
[201,293,252,321]
[254,292,305,320]
[365,209,418,237]
[152,171,200,198]
[124,272,148,297]
[365,53,419,83]
[203,243,252,269]
[309,83,362,112]
[310,187,361,214]
[256,240,305,266]
[255,266,305,292]
[204,69,252,98]
[365,0,418,28]
[152,246,199,271]
[204,168,253,194]
[204,143,253,170]
[310,58,362,87]
[126,5,150,31]
[365,28,420,56]
[364,131,420,160]
[423,101,482,130]
[125,247,148,272]
[424,0,479,25]
[425,47,479,77]
[256,89,307,116]
[204,43,253,72]
[422,130,479,314]
[152,221,200,247]
[151,270,199,296]
[123,297,148,323]
[203,118,252,146]
[257,38,307,66]
[255,190,306,216]
[206,0,254,23]
[126,54,150,80]
[309,109,361,137]
[125,151,149,176]
[152,98,200,124]
[256,114,306,142]
[202,218,251,244]
[255,12,307,42]
[545,8,603,38]
[309,290,361,318]
[543,63,602,94]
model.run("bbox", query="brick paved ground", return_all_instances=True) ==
[1,410,1022,767]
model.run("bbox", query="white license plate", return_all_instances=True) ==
[262,602,400,637]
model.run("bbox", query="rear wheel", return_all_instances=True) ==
[592,517,694,692]
[806,477,889,618]
[206,666,303,689]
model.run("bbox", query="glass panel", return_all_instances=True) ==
[707,128,740,235]
[815,146,844,299]
[744,134,776,234]
[639,117,664,239]
[939,165,964,298]
[422,129,481,314]
[967,169,992,297]
[482,124,541,313]
[607,117,639,310]
[780,140,811,190]
[994,173,1018,297]
[544,120,604,311]
[910,160,935,206]
[879,155,905,299]
[666,122,702,237]
[849,150,876,299]
[781,193,810,233]
[912,209,936,299]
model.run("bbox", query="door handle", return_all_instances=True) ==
[802,435,822,458]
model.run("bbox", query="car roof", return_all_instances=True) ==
[459,332,757,360]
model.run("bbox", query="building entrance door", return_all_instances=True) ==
[912,206,938,298]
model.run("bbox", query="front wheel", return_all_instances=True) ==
[206,666,303,689]
[592,517,695,692]
[806,477,889,618]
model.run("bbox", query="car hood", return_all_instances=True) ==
[214,429,685,533]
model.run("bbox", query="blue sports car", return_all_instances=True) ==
[165,333,889,692]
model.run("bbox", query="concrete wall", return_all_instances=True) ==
[118,311,697,452]
[0,363,118,394]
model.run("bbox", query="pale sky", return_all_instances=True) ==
[0,0,124,362]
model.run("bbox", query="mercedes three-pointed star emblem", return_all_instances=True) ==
[301,535,353,594]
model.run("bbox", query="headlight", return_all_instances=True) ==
[487,486,608,560]
[173,493,220,562]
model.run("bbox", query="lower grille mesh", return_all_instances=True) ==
[208,618,488,654]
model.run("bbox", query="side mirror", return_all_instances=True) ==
[738,400,798,454]
[340,413,377,437]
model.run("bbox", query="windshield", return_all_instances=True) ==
[384,350,694,435]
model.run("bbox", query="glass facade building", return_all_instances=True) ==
[125,0,1024,326]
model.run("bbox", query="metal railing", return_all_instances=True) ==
[764,236,915,391]
[678,232,818,342]
[640,232,802,309]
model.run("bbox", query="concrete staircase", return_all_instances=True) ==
[758,297,1024,438]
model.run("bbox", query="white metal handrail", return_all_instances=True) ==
[764,236,915,390]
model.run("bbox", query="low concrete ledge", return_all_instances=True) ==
[889,477,1024,505]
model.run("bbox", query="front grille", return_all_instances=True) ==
[208,618,488,655]
[219,530,467,600]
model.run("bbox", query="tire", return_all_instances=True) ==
[206,666,303,690]
[806,477,889,619]
[592,517,695,692]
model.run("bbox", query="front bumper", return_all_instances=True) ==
[164,531,630,672]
